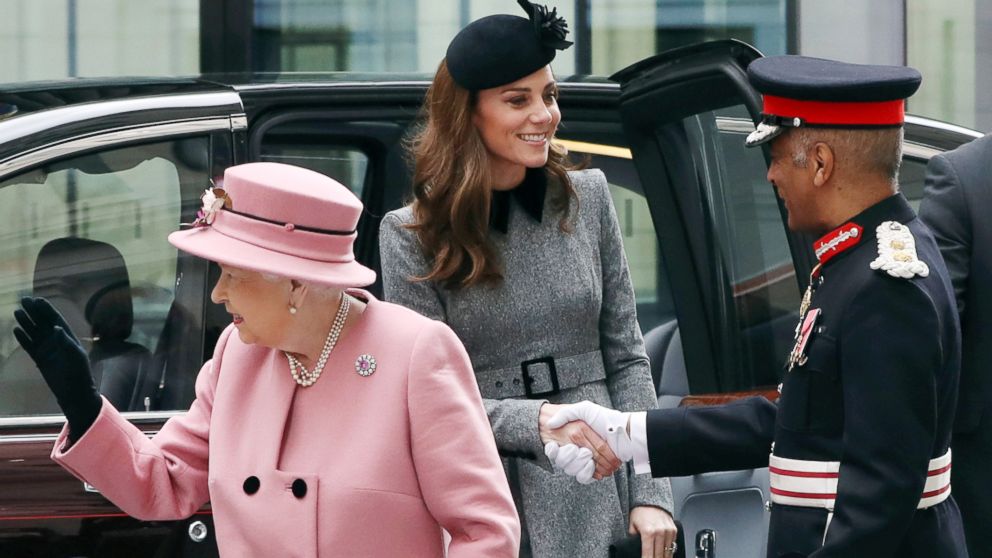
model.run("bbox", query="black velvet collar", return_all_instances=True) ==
[489,167,547,234]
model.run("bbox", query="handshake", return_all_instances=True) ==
[539,401,638,484]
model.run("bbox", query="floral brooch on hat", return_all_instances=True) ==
[517,0,572,49]
[185,180,233,228]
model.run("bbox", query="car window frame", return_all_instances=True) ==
[0,103,243,429]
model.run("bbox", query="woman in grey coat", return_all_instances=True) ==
[379,2,675,557]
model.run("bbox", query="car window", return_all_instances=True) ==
[557,141,678,335]
[686,106,802,389]
[898,156,929,212]
[259,144,369,197]
[0,137,210,416]
[611,184,665,317]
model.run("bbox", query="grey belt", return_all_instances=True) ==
[475,350,606,399]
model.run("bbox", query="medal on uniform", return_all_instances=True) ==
[787,308,820,371]
[794,263,820,337]
[787,223,863,372]
[787,262,821,372]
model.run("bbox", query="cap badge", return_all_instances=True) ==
[745,122,782,147]
[869,221,929,278]
[355,354,377,377]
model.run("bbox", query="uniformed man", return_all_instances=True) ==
[548,55,968,557]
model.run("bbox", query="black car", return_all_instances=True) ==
[0,41,981,557]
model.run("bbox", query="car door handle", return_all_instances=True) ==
[695,529,716,558]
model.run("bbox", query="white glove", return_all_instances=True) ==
[544,441,596,484]
[547,401,635,462]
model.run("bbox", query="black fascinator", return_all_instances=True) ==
[517,0,573,50]
[445,1,573,91]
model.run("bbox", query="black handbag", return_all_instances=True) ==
[609,520,687,558]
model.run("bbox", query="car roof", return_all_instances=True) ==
[0,73,978,159]
[0,72,616,119]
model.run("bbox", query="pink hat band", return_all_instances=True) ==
[211,208,358,263]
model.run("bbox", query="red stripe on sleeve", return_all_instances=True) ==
[770,487,837,499]
[769,466,839,479]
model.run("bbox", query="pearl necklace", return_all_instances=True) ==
[285,293,350,387]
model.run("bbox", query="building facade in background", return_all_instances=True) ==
[0,0,988,132]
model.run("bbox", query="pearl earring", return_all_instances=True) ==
[289,306,297,315]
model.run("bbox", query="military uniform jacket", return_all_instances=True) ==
[643,194,967,557]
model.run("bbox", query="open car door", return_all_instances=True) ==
[613,40,811,558]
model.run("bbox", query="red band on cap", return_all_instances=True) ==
[763,95,905,126]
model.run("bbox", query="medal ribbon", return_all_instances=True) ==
[787,223,865,371]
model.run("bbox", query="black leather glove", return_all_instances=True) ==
[13,296,101,443]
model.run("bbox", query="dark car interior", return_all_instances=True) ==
[0,138,211,417]
[0,238,156,414]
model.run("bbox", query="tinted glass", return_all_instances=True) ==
[259,144,369,197]
[0,137,209,416]
[556,141,677,335]
[250,0,788,75]
[907,0,992,132]
[898,156,930,212]
[683,106,801,389]
[0,0,199,82]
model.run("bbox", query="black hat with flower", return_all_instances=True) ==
[445,0,572,91]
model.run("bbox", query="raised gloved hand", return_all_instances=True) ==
[544,441,596,484]
[547,401,635,462]
[13,297,101,442]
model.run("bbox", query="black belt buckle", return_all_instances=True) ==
[521,356,559,398]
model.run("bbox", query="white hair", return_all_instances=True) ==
[790,127,904,185]
[260,272,341,300]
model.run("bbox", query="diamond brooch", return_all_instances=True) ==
[355,354,377,377]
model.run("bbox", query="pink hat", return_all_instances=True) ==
[168,162,376,288]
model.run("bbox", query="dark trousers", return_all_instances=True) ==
[953,409,992,558]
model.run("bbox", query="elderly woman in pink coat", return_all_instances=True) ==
[12,162,520,557]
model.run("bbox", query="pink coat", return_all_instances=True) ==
[53,291,520,557]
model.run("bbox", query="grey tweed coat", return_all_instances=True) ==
[379,169,673,557]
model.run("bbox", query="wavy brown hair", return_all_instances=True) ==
[406,59,578,289]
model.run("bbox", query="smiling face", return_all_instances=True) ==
[767,131,819,232]
[210,263,292,347]
[472,65,561,189]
